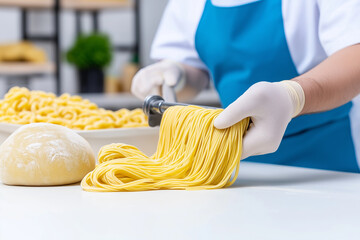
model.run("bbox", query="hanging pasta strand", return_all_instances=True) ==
[81,106,250,192]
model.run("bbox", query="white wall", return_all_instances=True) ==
[0,0,168,95]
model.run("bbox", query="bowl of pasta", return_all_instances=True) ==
[0,87,159,156]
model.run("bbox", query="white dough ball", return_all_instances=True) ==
[0,123,95,186]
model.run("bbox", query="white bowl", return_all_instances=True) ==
[0,123,159,157]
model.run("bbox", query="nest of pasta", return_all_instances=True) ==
[0,42,47,63]
[0,87,148,130]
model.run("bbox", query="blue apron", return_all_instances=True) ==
[195,0,359,173]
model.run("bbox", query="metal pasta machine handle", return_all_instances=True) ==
[142,95,218,127]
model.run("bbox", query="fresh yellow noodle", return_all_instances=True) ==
[0,87,148,130]
[81,106,249,191]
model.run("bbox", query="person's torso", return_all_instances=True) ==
[176,0,351,136]
[151,0,360,172]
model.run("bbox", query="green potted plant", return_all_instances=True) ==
[66,33,113,93]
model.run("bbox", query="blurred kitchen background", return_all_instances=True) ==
[0,0,220,109]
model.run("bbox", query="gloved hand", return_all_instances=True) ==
[131,60,185,100]
[214,81,305,160]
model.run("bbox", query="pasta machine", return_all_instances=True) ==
[142,85,218,127]
[143,95,189,127]
[143,97,218,127]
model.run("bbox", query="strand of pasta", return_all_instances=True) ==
[81,106,249,191]
[0,87,148,130]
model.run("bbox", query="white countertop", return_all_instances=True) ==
[1,162,360,240]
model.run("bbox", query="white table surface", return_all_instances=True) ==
[1,162,360,240]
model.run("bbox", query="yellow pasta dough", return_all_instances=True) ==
[81,106,249,192]
[0,123,95,186]
[0,87,148,130]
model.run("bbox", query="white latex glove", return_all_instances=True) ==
[131,60,185,100]
[214,81,305,160]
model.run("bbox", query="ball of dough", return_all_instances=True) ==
[0,123,95,186]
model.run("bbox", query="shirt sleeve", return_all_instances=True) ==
[317,0,360,56]
[150,0,208,70]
